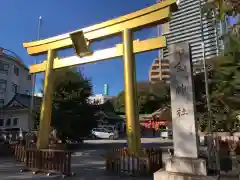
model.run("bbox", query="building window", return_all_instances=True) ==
[151,72,159,76]
[162,71,170,75]
[163,76,170,81]
[0,99,4,107]
[12,83,19,93]
[0,62,9,74]
[0,79,7,92]
[161,65,170,69]
[151,78,160,82]
[27,74,31,80]
[0,119,4,126]
[14,66,19,76]
[152,66,159,70]
[13,118,18,126]
[162,22,170,34]
[161,59,169,64]
[6,119,11,126]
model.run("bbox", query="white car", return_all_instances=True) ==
[98,125,119,137]
[91,128,117,139]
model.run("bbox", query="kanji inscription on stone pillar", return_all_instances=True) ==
[169,42,199,158]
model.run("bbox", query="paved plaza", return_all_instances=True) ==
[0,138,238,179]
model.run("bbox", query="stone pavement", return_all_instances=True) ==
[0,150,152,180]
[0,150,238,180]
[0,158,57,179]
[0,138,238,179]
[69,149,152,180]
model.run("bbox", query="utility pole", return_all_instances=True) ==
[200,2,221,175]
[29,16,42,130]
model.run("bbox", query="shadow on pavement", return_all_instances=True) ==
[79,141,173,152]
[70,152,152,180]
[0,158,58,179]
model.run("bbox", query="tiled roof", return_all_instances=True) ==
[118,107,171,121]
[93,100,115,111]
[97,111,122,120]
[93,100,122,120]
[0,53,29,70]
[4,93,42,110]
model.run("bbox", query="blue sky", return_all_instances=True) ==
[0,0,160,96]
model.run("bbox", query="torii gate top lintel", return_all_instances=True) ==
[23,0,177,56]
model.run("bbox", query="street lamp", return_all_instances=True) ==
[200,2,221,175]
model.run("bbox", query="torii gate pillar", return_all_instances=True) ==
[123,29,141,155]
[37,49,55,149]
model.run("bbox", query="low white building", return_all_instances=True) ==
[0,49,32,106]
[0,93,41,131]
[88,94,113,105]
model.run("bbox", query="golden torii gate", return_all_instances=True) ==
[23,0,177,155]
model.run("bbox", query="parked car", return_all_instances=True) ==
[98,125,119,138]
[91,128,118,139]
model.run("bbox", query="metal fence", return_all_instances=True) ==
[206,135,240,178]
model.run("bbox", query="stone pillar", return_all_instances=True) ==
[154,42,214,180]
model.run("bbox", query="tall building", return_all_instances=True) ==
[104,84,109,96]
[0,48,32,106]
[149,0,224,83]
[88,94,113,105]
[88,84,113,104]
[149,58,170,83]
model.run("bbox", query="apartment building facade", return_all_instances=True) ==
[0,49,32,106]
[149,0,224,83]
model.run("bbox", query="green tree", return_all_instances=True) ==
[202,0,239,20]
[210,32,240,130]
[199,2,240,131]
[39,68,97,141]
[199,0,240,131]
[114,81,170,114]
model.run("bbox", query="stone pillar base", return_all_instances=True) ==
[154,157,216,180]
[154,170,216,180]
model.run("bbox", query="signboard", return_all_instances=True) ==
[169,42,199,158]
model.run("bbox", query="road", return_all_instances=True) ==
[0,138,237,179]
[84,138,172,144]
[88,137,171,144]
[59,138,173,179]
[83,138,173,151]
